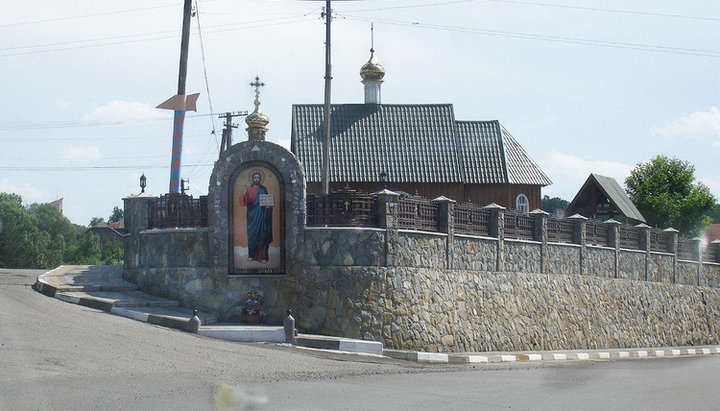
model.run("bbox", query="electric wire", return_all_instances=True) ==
[339,14,720,58]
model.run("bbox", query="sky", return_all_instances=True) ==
[1,0,718,225]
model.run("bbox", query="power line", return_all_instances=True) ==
[0,164,215,172]
[0,16,316,58]
[0,4,178,28]
[0,113,220,131]
[340,14,720,58]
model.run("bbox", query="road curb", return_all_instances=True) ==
[382,346,720,364]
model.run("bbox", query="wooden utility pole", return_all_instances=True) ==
[321,0,332,195]
[218,111,247,157]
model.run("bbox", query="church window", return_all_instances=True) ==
[516,193,529,213]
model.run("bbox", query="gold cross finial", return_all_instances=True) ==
[250,76,265,100]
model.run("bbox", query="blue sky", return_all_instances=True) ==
[1,0,718,225]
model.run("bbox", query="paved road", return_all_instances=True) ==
[3,269,720,410]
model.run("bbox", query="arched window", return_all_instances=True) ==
[515,193,529,213]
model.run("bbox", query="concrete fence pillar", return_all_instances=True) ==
[484,203,506,272]
[568,214,587,276]
[433,196,456,270]
[123,194,155,270]
[714,240,720,264]
[635,223,651,281]
[605,219,622,279]
[663,228,679,284]
[691,237,703,286]
[374,189,400,267]
[530,209,549,273]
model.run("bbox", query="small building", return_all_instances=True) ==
[88,221,125,244]
[705,223,720,243]
[565,173,646,223]
[291,50,551,211]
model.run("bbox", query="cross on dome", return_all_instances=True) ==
[250,76,265,101]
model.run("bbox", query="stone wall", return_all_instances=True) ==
[504,240,542,273]
[454,235,497,271]
[303,227,385,266]
[648,253,674,283]
[584,246,615,278]
[618,250,646,281]
[703,264,720,288]
[391,231,447,269]
[292,266,720,352]
[545,244,581,276]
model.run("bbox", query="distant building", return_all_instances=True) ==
[565,173,646,223]
[291,49,551,211]
[705,223,720,243]
[49,198,63,215]
[88,221,125,243]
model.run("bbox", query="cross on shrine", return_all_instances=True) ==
[250,76,265,100]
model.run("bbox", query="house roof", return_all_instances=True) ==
[291,104,551,186]
[568,173,646,223]
[705,223,720,243]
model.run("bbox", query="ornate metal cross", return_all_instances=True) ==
[250,76,265,100]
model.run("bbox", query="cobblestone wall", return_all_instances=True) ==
[292,266,720,352]
[648,254,674,283]
[303,228,385,266]
[584,246,615,278]
[390,231,447,269]
[677,261,699,286]
[454,236,497,271]
[703,264,720,288]
[618,250,646,281]
[546,244,581,276]
[504,241,541,273]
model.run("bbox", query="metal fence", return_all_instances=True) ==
[547,217,574,243]
[397,197,439,232]
[504,211,535,241]
[454,205,491,236]
[149,194,208,229]
[306,192,377,227]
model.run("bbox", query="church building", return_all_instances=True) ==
[290,49,551,211]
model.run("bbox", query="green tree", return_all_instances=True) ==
[541,195,569,217]
[625,156,716,235]
[707,205,720,223]
[108,206,123,223]
[89,217,105,227]
[0,194,51,268]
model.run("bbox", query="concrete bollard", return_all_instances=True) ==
[188,309,201,333]
[284,309,296,344]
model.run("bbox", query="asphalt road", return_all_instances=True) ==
[2,268,720,410]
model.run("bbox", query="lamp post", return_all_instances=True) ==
[380,171,388,190]
[140,174,147,194]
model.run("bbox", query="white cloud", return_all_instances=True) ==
[540,151,633,200]
[652,107,720,140]
[61,145,101,163]
[82,100,168,123]
[0,179,47,204]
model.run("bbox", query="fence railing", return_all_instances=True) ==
[547,217,574,244]
[678,239,696,261]
[149,194,208,229]
[306,192,377,227]
[454,205,491,236]
[504,211,535,241]
[618,225,642,249]
[649,231,670,253]
[397,197,439,232]
[585,222,610,247]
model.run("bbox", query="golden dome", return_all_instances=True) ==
[360,49,385,81]
[245,98,269,128]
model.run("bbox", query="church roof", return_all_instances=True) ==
[291,104,551,186]
[566,173,646,223]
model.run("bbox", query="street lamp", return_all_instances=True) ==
[140,174,147,194]
[380,171,387,189]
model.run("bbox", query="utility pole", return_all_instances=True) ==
[321,0,332,195]
[218,111,247,157]
[167,0,194,194]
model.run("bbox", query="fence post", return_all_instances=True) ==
[123,194,154,270]
[433,196,456,270]
[635,223,651,281]
[605,219,621,279]
[529,209,549,273]
[714,240,720,264]
[568,214,587,276]
[484,203,505,272]
[374,189,400,267]
[663,227,679,284]
[691,237,702,286]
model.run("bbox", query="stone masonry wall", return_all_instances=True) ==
[648,254,674,283]
[454,236,497,271]
[703,264,720,288]
[545,244,581,276]
[303,228,385,266]
[504,240,542,273]
[293,266,720,352]
[618,250,646,281]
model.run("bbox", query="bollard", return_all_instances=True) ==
[284,309,296,344]
[188,309,201,333]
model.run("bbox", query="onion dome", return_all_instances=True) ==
[360,49,385,81]
[245,98,269,129]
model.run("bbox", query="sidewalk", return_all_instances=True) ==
[34,265,720,364]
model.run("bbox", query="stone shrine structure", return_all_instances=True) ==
[124,73,720,353]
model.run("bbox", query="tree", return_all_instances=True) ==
[89,217,105,227]
[707,205,720,223]
[108,206,124,223]
[625,156,716,235]
[541,195,569,217]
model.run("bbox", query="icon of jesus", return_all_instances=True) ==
[238,171,273,263]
